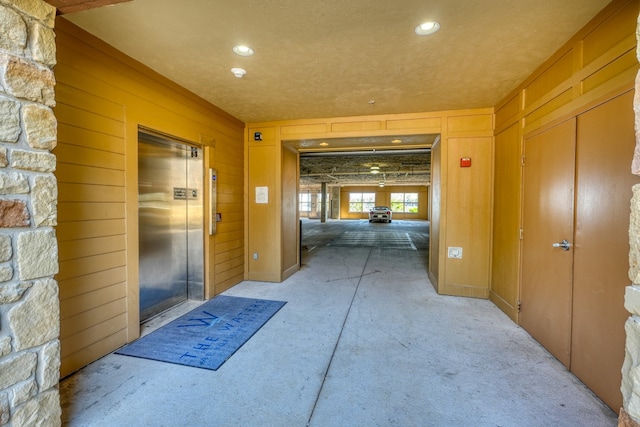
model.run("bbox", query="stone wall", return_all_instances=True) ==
[0,0,60,426]
[621,12,640,427]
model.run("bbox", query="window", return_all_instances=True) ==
[349,192,375,212]
[391,193,419,213]
[299,192,311,212]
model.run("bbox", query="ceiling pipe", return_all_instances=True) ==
[300,149,431,157]
[301,170,430,177]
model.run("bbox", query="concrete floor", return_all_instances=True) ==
[60,220,617,426]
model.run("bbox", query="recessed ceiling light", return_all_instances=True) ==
[415,21,440,36]
[233,45,254,56]
[319,142,329,146]
[391,139,402,144]
[231,67,246,78]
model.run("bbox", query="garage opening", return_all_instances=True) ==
[297,135,434,223]
[292,134,434,257]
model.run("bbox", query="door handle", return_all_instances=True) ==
[552,239,572,251]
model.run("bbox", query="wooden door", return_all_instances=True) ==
[521,118,576,368]
[571,91,638,410]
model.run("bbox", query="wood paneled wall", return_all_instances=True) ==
[246,127,281,282]
[55,18,245,377]
[491,0,639,321]
[434,115,494,298]
[442,136,493,298]
[247,108,494,296]
[429,141,442,289]
[282,146,300,279]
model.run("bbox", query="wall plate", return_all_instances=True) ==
[448,247,463,259]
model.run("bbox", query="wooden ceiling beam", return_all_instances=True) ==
[45,0,132,15]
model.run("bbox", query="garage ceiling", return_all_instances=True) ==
[47,0,612,186]
[300,149,431,187]
[290,134,435,186]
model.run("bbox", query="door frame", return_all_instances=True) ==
[137,128,205,322]
[520,117,576,368]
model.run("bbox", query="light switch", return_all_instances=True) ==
[448,247,463,259]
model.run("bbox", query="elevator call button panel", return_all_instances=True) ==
[174,188,198,200]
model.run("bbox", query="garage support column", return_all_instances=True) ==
[320,182,327,223]
[620,11,640,427]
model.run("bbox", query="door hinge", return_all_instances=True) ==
[519,228,524,240]
[521,155,525,166]
[517,300,522,312]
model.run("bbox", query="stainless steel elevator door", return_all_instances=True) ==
[138,132,203,322]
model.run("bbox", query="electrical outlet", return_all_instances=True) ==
[253,252,258,260]
[447,247,463,259]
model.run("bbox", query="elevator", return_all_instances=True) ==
[138,131,204,322]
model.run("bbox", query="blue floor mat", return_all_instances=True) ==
[115,295,287,370]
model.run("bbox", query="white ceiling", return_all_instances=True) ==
[62,0,612,124]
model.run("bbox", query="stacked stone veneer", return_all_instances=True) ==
[621,12,640,427]
[0,0,60,426]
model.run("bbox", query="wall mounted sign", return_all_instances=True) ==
[255,186,268,204]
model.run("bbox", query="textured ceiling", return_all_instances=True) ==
[61,0,612,124]
[57,0,611,186]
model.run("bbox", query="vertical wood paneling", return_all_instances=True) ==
[582,0,638,66]
[524,50,574,108]
[443,137,493,298]
[281,147,299,279]
[495,93,521,131]
[582,48,638,94]
[572,91,639,410]
[447,114,493,134]
[490,124,521,320]
[491,0,638,327]
[247,143,279,281]
[429,142,442,288]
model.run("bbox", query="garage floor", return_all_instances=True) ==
[60,220,617,426]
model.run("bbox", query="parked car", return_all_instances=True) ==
[369,206,392,223]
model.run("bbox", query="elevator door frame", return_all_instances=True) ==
[138,129,204,322]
